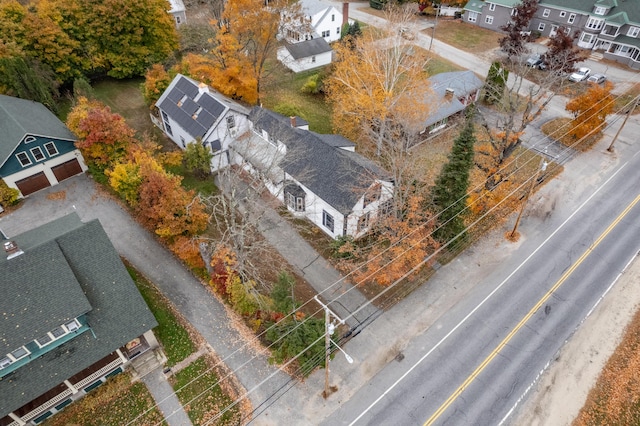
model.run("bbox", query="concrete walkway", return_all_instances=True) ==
[141,369,193,426]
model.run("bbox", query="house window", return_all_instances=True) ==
[24,136,36,143]
[568,13,576,24]
[51,326,66,338]
[322,30,330,37]
[165,123,173,136]
[162,111,169,121]
[538,22,546,31]
[176,16,181,24]
[542,8,550,17]
[322,210,334,232]
[358,212,370,232]
[0,357,11,369]
[30,147,45,162]
[331,14,335,21]
[337,27,340,34]
[586,17,604,30]
[467,11,477,22]
[16,151,32,167]
[628,26,640,37]
[44,142,58,156]
[10,346,29,361]
[180,137,186,147]
[226,115,236,128]
[510,8,517,16]
[286,193,305,212]
[485,16,493,24]
[580,32,594,43]
[488,3,495,11]
[36,334,53,347]
[594,6,606,15]
[311,55,316,63]
[379,199,393,217]
[559,11,566,18]
[65,319,80,331]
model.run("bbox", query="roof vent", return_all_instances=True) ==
[4,241,24,260]
[445,88,455,99]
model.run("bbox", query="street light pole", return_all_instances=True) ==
[607,95,639,152]
[314,295,351,398]
[509,155,548,239]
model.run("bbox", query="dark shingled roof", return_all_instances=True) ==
[248,107,389,215]
[284,38,332,60]
[424,71,483,128]
[0,213,158,417]
[0,95,76,167]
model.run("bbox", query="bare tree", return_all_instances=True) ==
[498,0,538,56]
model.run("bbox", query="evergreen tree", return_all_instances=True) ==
[431,113,476,243]
[484,61,508,105]
[0,56,59,113]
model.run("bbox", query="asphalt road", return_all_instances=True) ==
[321,138,640,424]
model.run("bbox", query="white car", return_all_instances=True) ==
[569,67,591,82]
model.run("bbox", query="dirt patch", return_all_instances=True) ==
[46,190,67,201]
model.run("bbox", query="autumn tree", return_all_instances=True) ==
[183,139,214,179]
[142,64,172,107]
[431,113,477,242]
[565,81,615,142]
[498,0,538,57]
[67,97,135,170]
[178,22,217,54]
[541,26,586,75]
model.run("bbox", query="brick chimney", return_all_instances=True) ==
[290,116,296,127]
[343,2,349,27]
[445,88,455,100]
[198,82,209,97]
[4,240,24,260]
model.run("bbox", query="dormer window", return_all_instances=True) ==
[24,136,36,143]
[192,106,202,119]
[35,319,82,348]
[594,6,607,15]
[177,94,187,107]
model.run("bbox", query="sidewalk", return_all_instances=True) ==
[141,369,193,426]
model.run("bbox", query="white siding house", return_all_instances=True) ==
[282,0,351,43]
[277,38,333,73]
[155,74,250,172]
[167,0,186,27]
[230,107,394,240]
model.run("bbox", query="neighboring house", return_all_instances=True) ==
[154,74,250,171]
[277,38,333,72]
[463,0,640,69]
[0,95,87,198]
[423,71,483,134]
[0,213,159,426]
[168,0,186,27]
[230,107,394,240]
[282,0,350,43]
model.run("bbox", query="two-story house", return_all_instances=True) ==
[230,107,394,240]
[154,74,250,171]
[463,0,640,69]
[0,95,87,198]
[0,213,159,426]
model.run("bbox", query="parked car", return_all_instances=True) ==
[569,67,591,82]
[587,73,607,84]
[526,54,543,67]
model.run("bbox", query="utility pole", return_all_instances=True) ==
[510,155,548,239]
[607,95,639,152]
[314,295,352,398]
[429,5,439,51]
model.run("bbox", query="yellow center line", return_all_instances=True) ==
[424,193,640,426]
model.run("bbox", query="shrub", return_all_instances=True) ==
[0,179,20,206]
[300,73,323,95]
[273,103,301,118]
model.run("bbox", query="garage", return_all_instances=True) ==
[15,172,51,196]
[52,158,83,182]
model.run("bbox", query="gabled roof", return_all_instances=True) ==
[168,0,185,13]
[542,0,640,23]
[425,71,483,128]
[284,38,333,59]
[464,0,484,13]
[247,107,389,215]
[299,0,335,17]
[0,95,76,167]
[156,74,249,141]
[0,213,157,416]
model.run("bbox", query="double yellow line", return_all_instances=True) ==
[425,193,640,426]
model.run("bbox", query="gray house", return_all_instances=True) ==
[423,71,483,134]
[0,213,159,426]
[464,0,640,69]
[0,95,87,198]
[230,107,394,239]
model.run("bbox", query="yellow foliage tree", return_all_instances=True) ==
[565,81,615,142]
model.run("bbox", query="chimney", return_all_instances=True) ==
[4,240,24,260]
[343,2,349,27]
[198,82,209,96]
[290,116,296,127]
[445,88,455,100]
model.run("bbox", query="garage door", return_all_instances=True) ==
[15,172,51,196]
[52,158,83,182]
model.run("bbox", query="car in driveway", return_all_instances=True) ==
[569,67,591,82]
[526,54,543,67]
[587,73,606,84]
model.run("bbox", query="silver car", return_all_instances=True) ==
[569,67,591,82]
[587,73,606,84]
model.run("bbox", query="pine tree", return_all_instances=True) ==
[431,113,477,243]
[484,61,508,105]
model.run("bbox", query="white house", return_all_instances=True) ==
[155,74,250,172]
[167,0,186,27]
[283,0,351,44]
[423,71,483,134]
[230,107,394,240]
[277,38,333,73]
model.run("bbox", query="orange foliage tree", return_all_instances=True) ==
[67,97,134,169]
[565,81,615,142]
[142,64,171,107]
[352,196,439,286]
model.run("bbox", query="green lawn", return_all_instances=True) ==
[127,265,197,367]
[171,357,241,425]
[431,19,502,53]
[42,373,165,426]
[426,55,465,75]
